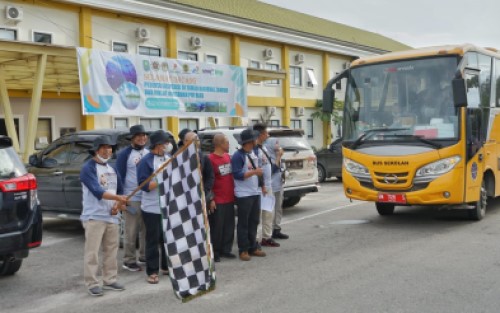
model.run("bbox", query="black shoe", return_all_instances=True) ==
[272,230,289,240]
[214,254,221,262]
[221,252,237,259]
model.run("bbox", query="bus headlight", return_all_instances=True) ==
[415,156,461,178]
[344,158,370,175]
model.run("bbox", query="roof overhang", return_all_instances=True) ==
[0,40,79,93]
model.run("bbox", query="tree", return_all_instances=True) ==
[311,99,344,147]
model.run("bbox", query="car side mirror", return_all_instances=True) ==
[29,154,39,166]
[41,157,58,168]
[452,78,467,107]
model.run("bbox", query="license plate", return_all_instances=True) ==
[378,193,406,204]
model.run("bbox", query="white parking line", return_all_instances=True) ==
[282,202,363,225]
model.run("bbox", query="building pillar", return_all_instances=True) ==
[0,68,20,152]
[23,54,47,162]
[281,45,290,127]
[79,6,94,130]
[322,52,332,147]
[166,22,179,138]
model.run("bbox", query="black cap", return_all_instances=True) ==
[89,135,115,155]
[178,128,191,141]
[149,130,170,149]
[128,124,147,138]
[238,128,258,145]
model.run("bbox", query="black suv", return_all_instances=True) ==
[0,136,43,276]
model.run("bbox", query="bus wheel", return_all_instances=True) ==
[376,203,395,216]
[469,181,487,221]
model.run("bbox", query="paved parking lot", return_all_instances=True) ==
[3,179,500,313]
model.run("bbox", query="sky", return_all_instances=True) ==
[260,0,500,49]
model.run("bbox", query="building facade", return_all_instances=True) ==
[0,0,409,156]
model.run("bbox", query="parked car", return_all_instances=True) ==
[0,136,43,276]
[27,128,173,246]
[197,126,319,207]
[315,138,343,183]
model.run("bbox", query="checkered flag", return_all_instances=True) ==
[158,141,215,301]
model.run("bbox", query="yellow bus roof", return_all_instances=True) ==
[351,44,500,67]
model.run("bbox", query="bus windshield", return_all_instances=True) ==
[343,56,459,146]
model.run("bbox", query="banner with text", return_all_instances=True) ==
[76,48,247,117]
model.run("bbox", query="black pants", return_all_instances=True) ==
[209,202,235,256]
[236,195,261,253]
[141,210,168,276]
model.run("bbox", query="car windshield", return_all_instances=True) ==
[343,56,459,146]
[273,135,311,151]
[0,147,27,179]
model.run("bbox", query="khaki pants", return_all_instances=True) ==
[83,220,119,289]
[123,201,146,264]
[273,190,283,231]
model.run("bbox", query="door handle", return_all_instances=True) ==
[53,171,64,176]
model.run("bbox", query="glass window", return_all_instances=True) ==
[69,142,93,163]
[0,28,17,40]
[33,32,52,43]
[35,118,52,150]
[478,54,492,108]
[291,119,302,129]
[206,54,217,64]
[140,118,162,130]
[251,119,260,126]
[0,146,26,179]
[178,51,198,61]
[0,118,20,141]
[114,118,128,129]
[44,144,70,165]
[180,118,199,131]
[249,60,260,69]
[265,63,280,85]
[112,42,128,53]
[139,46,161,57]
[269,120,280,127]
[335,72,342,90]
[306,68,318,88]
[307,119,314,138]
[290,66,302,87]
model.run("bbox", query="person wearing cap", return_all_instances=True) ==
[116,124,148,272]
[136,130,170,284]
[231,128,266,261]
[80,135,128,296]
[253,123,280,248]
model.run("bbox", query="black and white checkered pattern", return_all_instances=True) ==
[159,142,215,300]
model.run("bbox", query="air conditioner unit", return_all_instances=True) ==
[6,6,23,22]
[295,53,305,64]
[295,107,305,117]
[266,106,277,116]
[135,27,150,42]
[263,48,273,60]
[190,36,202,49]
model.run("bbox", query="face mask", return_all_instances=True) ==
[96,154,110,164]
[164,143,173,154]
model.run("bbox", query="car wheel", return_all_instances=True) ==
[283,196,301,208]
[469,181,487,221]
[375,202,395,216]
[0,257,23,276]
[317,164,326,183]
[335,176,343,182]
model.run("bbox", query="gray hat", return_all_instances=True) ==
[128,124,147,138]
[238,128,258,145]
[149,130,170,149]
[89,135,115,155]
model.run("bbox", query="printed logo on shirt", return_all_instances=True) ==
[218,163,232,176]
[99,172,117,191]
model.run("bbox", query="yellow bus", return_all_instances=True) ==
[323,44,500,220]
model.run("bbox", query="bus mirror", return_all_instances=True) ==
[323,88,335,113]
[452,78,467,107]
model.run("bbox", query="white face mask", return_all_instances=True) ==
[164,143,173,154]
[96,154,110,164]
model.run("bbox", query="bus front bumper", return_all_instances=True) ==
[343,169,465,206]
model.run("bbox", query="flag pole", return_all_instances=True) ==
[125,140,194,202]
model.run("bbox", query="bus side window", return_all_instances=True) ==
[465,73,480,109]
